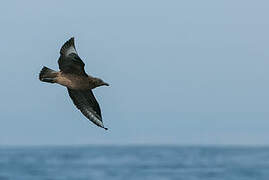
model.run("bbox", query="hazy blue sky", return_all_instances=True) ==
[0,0,269,145]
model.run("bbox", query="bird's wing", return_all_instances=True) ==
[58,37,87,76]
[67,88,107,130]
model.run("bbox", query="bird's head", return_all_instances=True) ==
[91,78,109,88]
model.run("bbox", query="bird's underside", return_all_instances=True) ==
[39,37,109,130]
[56,72,91,90]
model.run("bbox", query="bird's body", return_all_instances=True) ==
[39,37,109,130]
[55,72,94,90]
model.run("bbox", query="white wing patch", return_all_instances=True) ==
[66,45,77,55]
[60,38,78,56]
[85,109,105,128]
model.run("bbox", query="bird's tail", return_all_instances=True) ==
[39,66,58,83]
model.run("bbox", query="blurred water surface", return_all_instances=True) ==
[0,146,269,180]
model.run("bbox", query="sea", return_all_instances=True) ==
[0,145,268,180]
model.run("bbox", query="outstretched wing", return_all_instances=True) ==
[67,88,107,130]
[58,37,87,76]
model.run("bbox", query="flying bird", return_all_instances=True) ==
[39,37,109,130]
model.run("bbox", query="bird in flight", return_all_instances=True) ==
[39,37,109,130]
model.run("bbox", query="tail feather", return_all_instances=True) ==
[39,66,57,83]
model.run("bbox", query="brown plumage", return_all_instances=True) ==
[39,37,109,130]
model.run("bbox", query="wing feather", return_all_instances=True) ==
[60,37,77,56]
[67,88,107,130]
[58,37,87,76]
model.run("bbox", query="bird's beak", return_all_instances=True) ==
[103,82,109,86]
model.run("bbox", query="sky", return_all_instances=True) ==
[0,0,269,146]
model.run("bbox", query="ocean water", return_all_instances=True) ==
[0,146,269,180]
